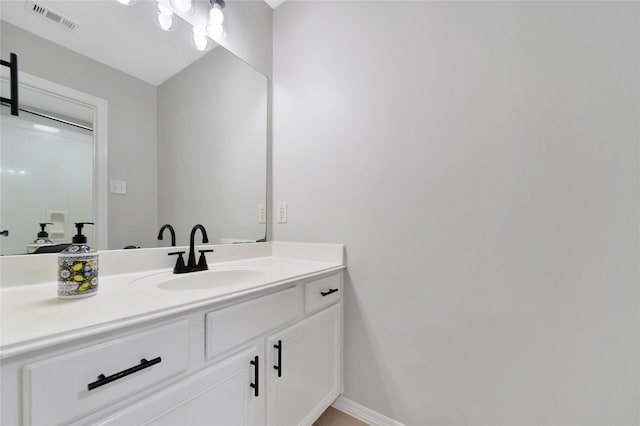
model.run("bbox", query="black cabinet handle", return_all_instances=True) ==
[273,340,282,378]
[249,356,259,397]
[320,288,339,297]
[87,357,162,391]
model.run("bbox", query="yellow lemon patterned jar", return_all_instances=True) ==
[58,222,98,299]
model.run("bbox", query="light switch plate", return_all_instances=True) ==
[277,202,287,223]
[110,179,127,195]
[258,203,266,224]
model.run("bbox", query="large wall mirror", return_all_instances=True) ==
[0,0,268,256]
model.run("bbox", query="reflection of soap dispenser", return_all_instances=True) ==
[57,222,99,299]
[26,222,55,253]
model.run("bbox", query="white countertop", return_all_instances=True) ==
[0,242,344,359]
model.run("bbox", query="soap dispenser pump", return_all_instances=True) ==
[26,222,55,253]
[57,222,99,299]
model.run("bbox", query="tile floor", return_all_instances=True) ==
[313,407,369,426]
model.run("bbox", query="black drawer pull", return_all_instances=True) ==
[250,356,259,397]
[273,340,282,378]
[87,357,162,391]
[320,288,339,297]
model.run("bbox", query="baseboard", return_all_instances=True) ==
[332,396,406,426]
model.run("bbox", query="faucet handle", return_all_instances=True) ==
[168,251,187,274]
[197,249,214,269]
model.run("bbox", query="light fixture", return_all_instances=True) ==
[170,0,193,14]
[206,0,226,39]
[206,22,224,39]
[193,28,208,51]
[156,2,176,31]
[33,124,60,133]
[209,0,225,25]
[118,0,225,50]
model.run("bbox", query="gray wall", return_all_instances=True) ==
[158,47,267,245]
[273,2,640,425]
[1,22,158,249]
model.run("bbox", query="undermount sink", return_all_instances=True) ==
[131,267,267,291]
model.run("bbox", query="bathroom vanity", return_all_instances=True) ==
[0,242,344,426]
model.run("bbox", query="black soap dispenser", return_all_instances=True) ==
[57,222,99,299]
[26,222,55,253]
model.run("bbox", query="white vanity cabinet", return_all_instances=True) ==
[266,304,342,426]
[0,270,343,426]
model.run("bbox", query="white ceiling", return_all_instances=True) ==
[0,0,217,86]
[264,0,286,9]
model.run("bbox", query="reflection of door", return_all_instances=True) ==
[1,106,93,255]
[0,73,107,255]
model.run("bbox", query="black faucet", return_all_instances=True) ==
[168,224,213,274]
[157,224,176,247]
[188,223,209,268]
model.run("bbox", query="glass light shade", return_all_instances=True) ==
[157,3,173,15]
[170,0,193,14]
[205,23,225,39]
[156,3,175,31]
[209,4,224,25]
[157,12,175,31]
[193,28,208,51]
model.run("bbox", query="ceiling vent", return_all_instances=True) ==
[24,0,79,32]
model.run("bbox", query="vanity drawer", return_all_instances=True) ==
[206,286,303,360]
[304,273,342,313]
[23,320,190,426]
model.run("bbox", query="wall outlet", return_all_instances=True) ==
[277,202,287,223]
[110,179,127,195]
[258,203,266,224]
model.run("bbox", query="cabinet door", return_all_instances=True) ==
[98,346,261,426]
[266,304,342,426]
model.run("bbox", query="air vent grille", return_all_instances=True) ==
[24,0,79,32]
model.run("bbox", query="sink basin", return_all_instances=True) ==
[131,268,267,291]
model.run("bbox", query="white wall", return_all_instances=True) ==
[1,22,158,249]
[158,47,268,245]
[273,2,640,425]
